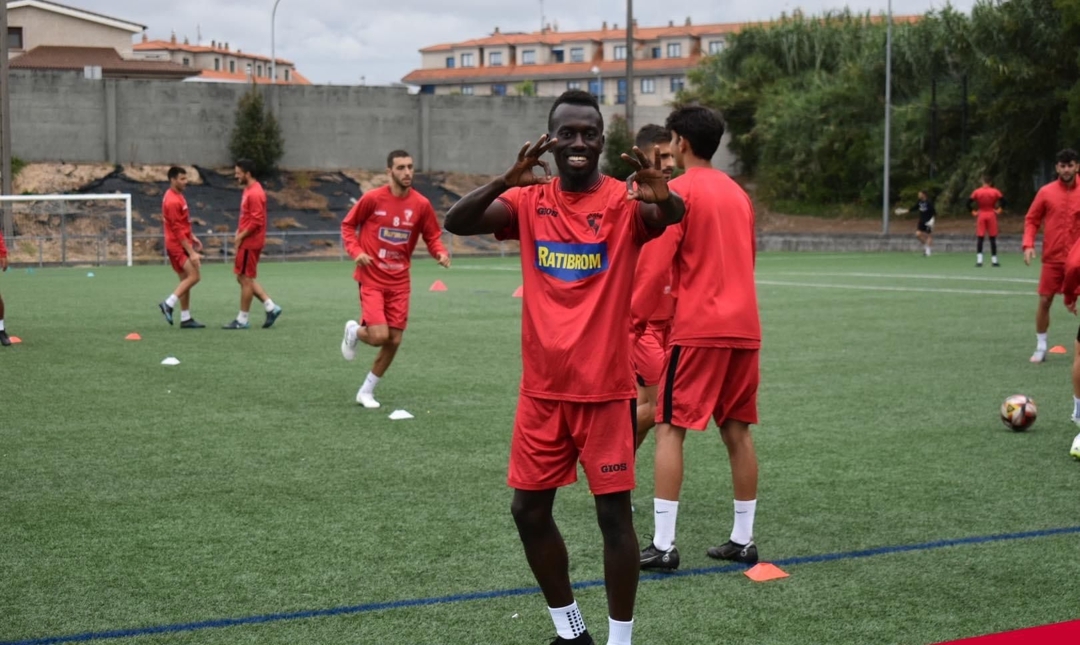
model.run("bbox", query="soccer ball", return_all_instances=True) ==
[1000,395,1037,431]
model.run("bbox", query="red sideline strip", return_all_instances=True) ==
[937,620,1080,644]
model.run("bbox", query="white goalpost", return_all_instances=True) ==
[0,193,134,266]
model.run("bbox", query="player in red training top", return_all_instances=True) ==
[969,176,1004,268]
[638,106,763,573]
[0,225,10,346]
[629,124,678,449]
[339,150,450,409]
[157,166,206,329]
[222,159,283,330]
[444,90,685,645]
[1023,148,1080,363]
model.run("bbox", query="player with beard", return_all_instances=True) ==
[445,90,685,645]
[222,159,283,329]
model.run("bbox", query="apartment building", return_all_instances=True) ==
[132,34,310,85]
[401,18,738,106]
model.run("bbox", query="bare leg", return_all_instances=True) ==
[1037,294,1053,335]
[720,420,758,501]
[370,328,403,377]
[511,489,574,609]
[0,292,5,321]
[174,261,201,307]
[238,275,256,313]
[1073,339,1080,399]
[653,423,687,501]
[635,384,658,450]
[594,492,638,621]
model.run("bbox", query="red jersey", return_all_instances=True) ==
[162,189,193,252]
[341,185,447,289]
[630,225,680,333]
[971,186,1003,216]
[0,228,7,258]
[667,167,760,348]
[1023,178,1080,264]
[495,175,661,402]
[238,181,267,249]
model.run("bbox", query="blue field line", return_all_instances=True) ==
[5,525,1079,645]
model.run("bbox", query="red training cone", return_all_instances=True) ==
[125,333,142,341]
[9,336,22,344]
[429,280,448,292]
[512,286,524,298]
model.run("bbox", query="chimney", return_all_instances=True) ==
[224,42,229,50]
[493,26,500,34]
[613,23,618,30]
[141,32,148,43]
[170,31,176,44]
[211,40,216,48]
[602,21,607,31]
[685,17,692,26]
[668,20,674,27]
[553,20,558,32]
[183,36,189,45]
[632,18,638,28]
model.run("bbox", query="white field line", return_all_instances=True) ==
[757,280,1031,296]
[766,271,1038,285]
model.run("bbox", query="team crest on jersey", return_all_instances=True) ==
[379,227,411,244]
[535,240,608,282]
[404,209,414,222]
[586,212,603,235]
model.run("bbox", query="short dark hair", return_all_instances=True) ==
[167,166,186,181]
[234,159,256,176]
[665,106,725,160]
[635,124,670,149]
[548,89,603,133]
[387,149,412,168]
[1057,148,1079,164]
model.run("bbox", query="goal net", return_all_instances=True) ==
[0,194,135,266]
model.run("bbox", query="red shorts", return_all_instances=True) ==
[657,346,760,430]
[1038,262,1066,296]
[359,284,410,330]
[632,322,669,387]
[234,247,262,278]
[508,395,636,495]
[976,214,998,238]
[167,247,189,275]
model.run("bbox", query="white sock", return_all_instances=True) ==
[237,311,249,325]
[263,299,277,313]
[0,319,5,331]
[548,601,587,640]
[165,294,180,308]
[1037,333,1048,352]
[992,255,999,264]
[361,372,381,394]
[731,499,757,545]
[977,253,984,264]
[1073,396,1080,418]
[607,617,633,645]
[652,498,679,551]
[181,310,192,322]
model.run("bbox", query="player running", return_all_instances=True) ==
[339,149,450,409]
[222,159,283,330]
[1023,148,1080,363]
[0,225,10,346]
[969,176,1004,267]
[895,190,936,257]
[157,166,206,328]
[639,106,763,572]
[629,124,678,448]
[444,90,685,645]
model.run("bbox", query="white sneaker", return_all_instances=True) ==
[356,390,381,409]
[341,320,359,361]
[1030,349,1047,363]
[1071,432,1080,460]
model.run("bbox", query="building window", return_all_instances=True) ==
[667,42,682,58]
[616,78,627,104]
[214,58,220,71]
[461,85,474,95]
[461,52,474,67]
[589,79,603,103]
[492,83,507,96]
[651,46,660,59]
[420,84,435,94]
[640,78,655,94]
[245,63,252,77]
[670,76,685,93]
[522,49,536,64]
[489,51,503,66]
[182,57,190,67]
[613,45,626,61]
[570,47,584,63]
[257,64,263,77]
[229,60,236,73]
[552,49,564,63]
[708,40,724,54]
[284,69,291,81]
[567,80,582,90]
[7,27,23,50]
[446,56,455,68]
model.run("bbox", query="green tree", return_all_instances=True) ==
[229,86,285,177]
[602,114,636,180]
[515,80,537,97]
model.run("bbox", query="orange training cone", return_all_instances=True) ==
[9,336,22,344]
[512,285,524,298]
[1049,345,1068,354]
[125,333,142,341]
[744,563,789,583]
[429,280,448,292]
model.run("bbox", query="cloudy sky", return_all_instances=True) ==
[75,0,977,85]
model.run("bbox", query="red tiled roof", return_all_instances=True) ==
[193,69,312,85]
[135,40,294,66]
[10,46,198,78]
[402,57,702,85]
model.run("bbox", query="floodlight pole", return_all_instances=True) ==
[270,0,282,85]
[625,0,634,133]
[882,0,892,235]
[0,0,12,239]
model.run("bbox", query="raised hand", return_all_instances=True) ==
[622,145,671,204]
[503,135,558,188]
